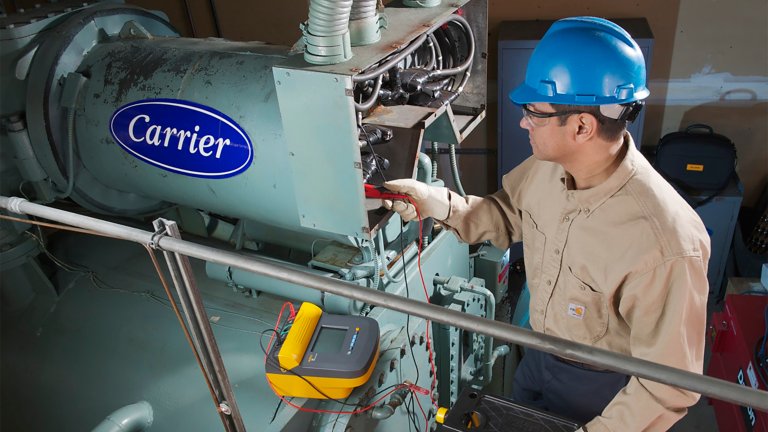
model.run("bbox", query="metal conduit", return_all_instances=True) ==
[1,195,767,412]
[350,0,377,20]
[307,0,353,35]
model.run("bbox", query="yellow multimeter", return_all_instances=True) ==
[265,302,380,399]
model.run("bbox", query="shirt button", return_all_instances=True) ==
[563,215,570,222]
[584,208,591,215]
[554,248,560,255]
[546,279,552,286]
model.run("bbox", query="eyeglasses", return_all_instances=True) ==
[521,104,585,127]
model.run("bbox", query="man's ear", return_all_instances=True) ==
[574,112,598,142]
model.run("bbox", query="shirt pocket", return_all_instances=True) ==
[556,267,608,344]
[521,210,546,290]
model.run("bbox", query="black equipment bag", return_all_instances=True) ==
[654,124,737,208]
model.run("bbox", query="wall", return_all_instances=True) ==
[658,0,768,206]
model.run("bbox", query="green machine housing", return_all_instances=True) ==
[0,1,520,431]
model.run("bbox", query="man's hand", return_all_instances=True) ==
[382,179,450,222]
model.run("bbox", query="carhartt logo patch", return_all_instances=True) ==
[568,303,586,319]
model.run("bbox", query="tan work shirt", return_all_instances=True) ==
[443,133,710,431]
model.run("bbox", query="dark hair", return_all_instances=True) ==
[552,104,627,142]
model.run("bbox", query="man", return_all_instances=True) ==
[384,17,710,431]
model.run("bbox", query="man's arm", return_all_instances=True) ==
[441,157,539,248]
[441,190,520,249]
[585,255,709,432]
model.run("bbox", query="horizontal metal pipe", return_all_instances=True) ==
[2,195,766,412]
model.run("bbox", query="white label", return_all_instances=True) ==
[747,361,759,390]
[568,303,586,319]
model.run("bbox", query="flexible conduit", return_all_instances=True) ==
[428,14,474,79]
[449,143,466,196]
[350,0,376,20]
[304,0,353,64]
[308,0,353,35]
[3,196,765,411]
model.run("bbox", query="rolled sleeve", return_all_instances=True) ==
[442,157,540,249]
[442,191,519,249]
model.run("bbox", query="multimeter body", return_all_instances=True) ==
[265,302,380,399]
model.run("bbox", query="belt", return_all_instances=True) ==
[555,356,608,372]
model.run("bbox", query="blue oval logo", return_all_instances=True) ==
[110,99,253,178]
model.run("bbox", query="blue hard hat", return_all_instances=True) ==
[509,17,649,106]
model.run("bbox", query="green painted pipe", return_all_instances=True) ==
[205,261,362,315]
[91,401,153,432]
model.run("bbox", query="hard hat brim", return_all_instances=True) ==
[509,83,649,106]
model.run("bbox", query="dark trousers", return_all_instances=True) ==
[512,348,630,424]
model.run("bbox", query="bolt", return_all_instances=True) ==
[219,402,231,415]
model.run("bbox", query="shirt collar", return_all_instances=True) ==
[559,132,638,216]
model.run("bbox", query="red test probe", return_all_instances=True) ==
[364,183,410,200]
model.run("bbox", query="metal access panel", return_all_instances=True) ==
[273,68,370,238]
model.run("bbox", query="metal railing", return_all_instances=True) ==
[2,195,766,412]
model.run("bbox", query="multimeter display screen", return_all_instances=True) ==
[312,327,347,353]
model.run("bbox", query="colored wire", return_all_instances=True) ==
[399,221,426,432]
[410,202,438,409]
[400,222,420,388]
[412,383,429,431]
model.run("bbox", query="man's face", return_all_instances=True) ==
[518,102,576,163]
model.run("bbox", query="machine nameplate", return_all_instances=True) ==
[110,99,253,178]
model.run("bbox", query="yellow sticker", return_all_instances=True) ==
[686,164,704,172]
